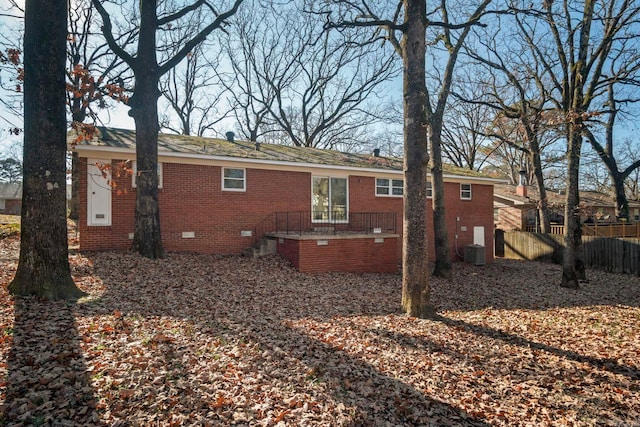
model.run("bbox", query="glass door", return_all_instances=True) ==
[312,176,347,222]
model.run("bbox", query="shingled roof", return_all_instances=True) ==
[71,127,491,179]
[0,183,21,200]
[494,183,640,208]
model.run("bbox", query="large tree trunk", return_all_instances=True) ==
[9,0,85,300]
[561,131,583,289]
[130,95,164,258]
[129,0,165,259]
[401,0,436,319]
[429,122,452,279]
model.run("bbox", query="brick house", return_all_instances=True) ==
[0,183,22,215]
[70,127,498,272]
[494,182,640,231]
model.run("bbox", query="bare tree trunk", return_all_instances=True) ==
[130,98,164,258]
[9,0,85,300]
[429,123,452,279]
[562,130,583,289]
[613,177,629,220]
[401,0,436,319]
[531,148,550,234]
[129,0,165,259]
[93,0,242,258]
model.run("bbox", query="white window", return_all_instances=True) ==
[460,183,472,200]
[132,161,163,189]
[87,159,111,226]
[427,181,433,198]
[376,178,403,197]
[312,176,348,222]
[0,199,5,210]
[222,168,246,191]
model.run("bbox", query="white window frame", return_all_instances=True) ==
[427,181,433,199]
[312,175,349,223]
[0,199,5,210]
[132,161,163,189]
[460,183,472,200]
[222,167,246,192]
[375,177,403,197]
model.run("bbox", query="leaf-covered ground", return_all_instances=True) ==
[0,231,639,426]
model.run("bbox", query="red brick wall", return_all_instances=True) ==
[79,157,494,264]
[350,177,495,264]
[445,182,495,264]
[497,206,525,231]
[277,236,398,273]
[276,237,300,269]
[79,159,310,253]
[0,199,21,215]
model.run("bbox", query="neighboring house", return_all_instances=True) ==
[70,127,498,273]
[494,183,640,231]
[0,182,22,215]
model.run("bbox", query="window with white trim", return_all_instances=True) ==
[376,178,403,196]
[0,199,5,210]
[222,167,246,191]
[427,181,433,198]
[132,161,163,189]
[312,176,348,222]
[460,183,472,200]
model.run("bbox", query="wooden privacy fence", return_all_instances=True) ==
[502,231,640,275]
[525,222,640,238]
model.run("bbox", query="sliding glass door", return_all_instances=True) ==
[312,176,348,222]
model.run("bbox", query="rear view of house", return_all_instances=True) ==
[0,183,22,215]
[70,128,497,272]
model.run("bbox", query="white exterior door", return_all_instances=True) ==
[87,159,111,226]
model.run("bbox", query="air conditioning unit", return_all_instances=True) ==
[464,244,485,266]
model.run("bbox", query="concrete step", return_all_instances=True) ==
[253,237,277,258]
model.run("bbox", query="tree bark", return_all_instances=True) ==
[612,176,629,220]
[401,0,436,319]
[429,122,452,279]
[562,128,584,288]
[561,0,595,288]
[9,0,85,300]
[92,0,242,258]
[530,142,551,234]
[129,0,165,259]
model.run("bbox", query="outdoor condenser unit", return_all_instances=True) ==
[464,244,486,266]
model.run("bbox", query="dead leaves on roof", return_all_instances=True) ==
[0,239,639,425]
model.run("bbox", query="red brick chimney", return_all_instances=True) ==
[516,169,527,197]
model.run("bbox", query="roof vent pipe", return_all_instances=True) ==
[373,148,380,157]
[255,142,261,151]
[225,131,235,142]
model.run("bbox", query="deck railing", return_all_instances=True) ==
[252,211,397,246]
